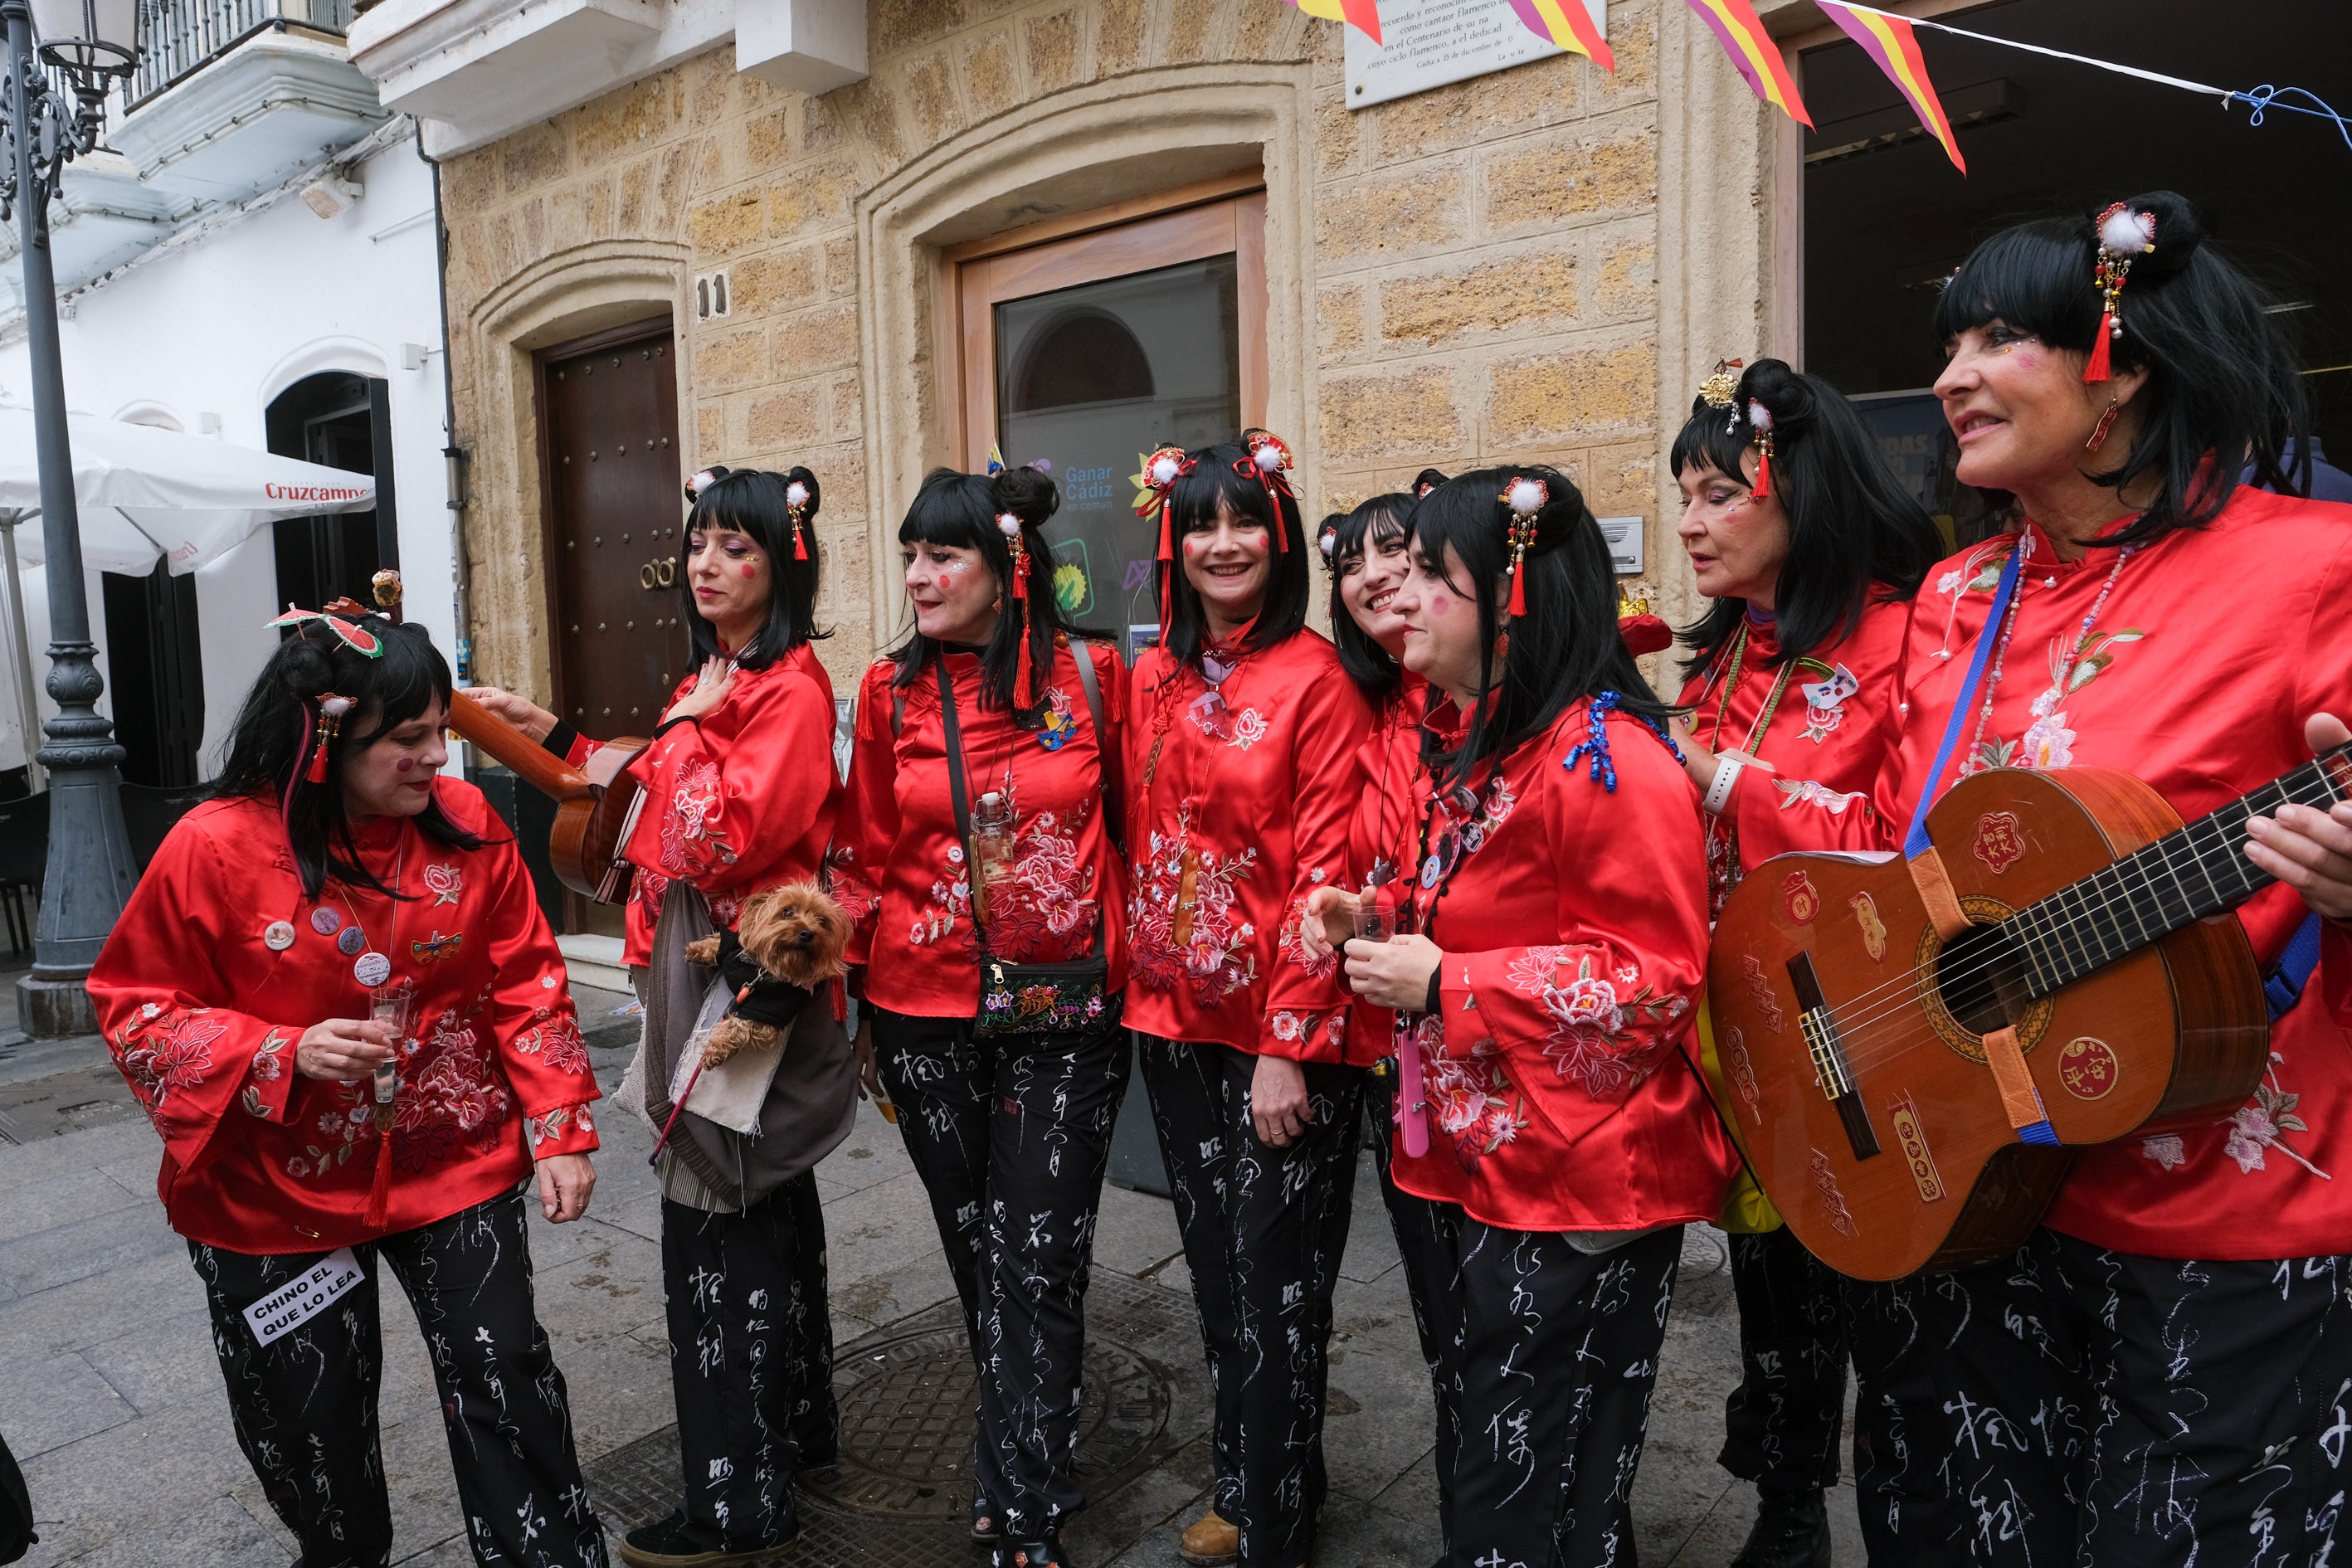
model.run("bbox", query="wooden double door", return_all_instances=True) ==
[538,320,692,737]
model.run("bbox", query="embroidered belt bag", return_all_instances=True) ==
[936,648,1118,1040]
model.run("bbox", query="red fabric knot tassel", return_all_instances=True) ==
[793,523,809,560]
[364,1113,392,1228]
[2082,312,2115,382]
[1507,564,1527,619]
[306,738,329,783]
[1751,445,1772,500]
[1016,630,1037,709]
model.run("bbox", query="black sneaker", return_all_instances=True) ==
[618,1510,803,1567]
[1731,1487,1832,1568]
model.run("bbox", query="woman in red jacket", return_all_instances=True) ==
[470,465,848,1568]
[89,611,607,1568]
[1668,358,1940,1568]
[1127,434,1371,1568]
[1687,192,2352,1565]
[832,464,1127,1568]
[1307,467,1738,1568]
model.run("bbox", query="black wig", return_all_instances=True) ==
[1408,467,1670,790]
[1931,189,2311,546]
[889,465,1072,711]
[212,616,486,900]
[1671,358,1942,678]
[1155,439,1311,667]
[1322,491,1415,700]
[681,465,828,668]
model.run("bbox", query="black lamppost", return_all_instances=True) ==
[7,0,141,1037]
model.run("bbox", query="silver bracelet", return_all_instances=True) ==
[1702,755,1744,816]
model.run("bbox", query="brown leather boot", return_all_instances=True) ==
[1177,1507,1240,1566]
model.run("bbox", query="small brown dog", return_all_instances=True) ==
[683,880,851,1066]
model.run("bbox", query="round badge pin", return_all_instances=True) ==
[310,907,343,937]
[264,921,297,951]
[353,951,392,987]
[1419,855,1442,889]
[338,926,367,956]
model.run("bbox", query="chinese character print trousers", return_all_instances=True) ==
[187,1186,606,1568]
[1848,1225,2352,1566]
[1365,1061,1465,1553]
[660,1171,838,1551]
[1138,1036,1364,1568]
[1720,1225,1849,1497]
[869,998,1132,1541]
[1430,1220,1683,1568]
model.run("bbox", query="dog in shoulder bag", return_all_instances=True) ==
[682,880,850,1066]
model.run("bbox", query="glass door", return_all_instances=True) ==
[957,190,1267,653]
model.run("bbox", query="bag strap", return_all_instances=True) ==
[1069,638,1126,857]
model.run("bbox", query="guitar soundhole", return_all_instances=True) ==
[1934,923,2023,1038]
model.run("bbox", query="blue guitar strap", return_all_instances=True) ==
[2267,913,2325,1023]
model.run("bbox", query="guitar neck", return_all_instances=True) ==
[446,689,597,803]
[2012,743,2352,997]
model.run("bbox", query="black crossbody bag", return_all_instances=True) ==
[935,645,1118,1039]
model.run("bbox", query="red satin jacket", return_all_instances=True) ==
[561,643,839,963]
[834,638,1129,1016]
[1337,674,1430,1069]
[88,782,600,1254]
[1357,696,1739,1232]
[1739,489,2352,1259]
[1125,630,1371,1059]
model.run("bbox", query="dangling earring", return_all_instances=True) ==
[2085,397,2121,452]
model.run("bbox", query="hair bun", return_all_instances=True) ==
[991,464,1059,527]
[278,635,335,700]
[1412,467,1449,499]
[1736,358,1814,436]
[2116,190,2205,283]
[1510,465,1590,560]
[779,465,822,522]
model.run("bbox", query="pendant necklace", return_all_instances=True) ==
[1960,538,2135,776]
[336,825,407,989]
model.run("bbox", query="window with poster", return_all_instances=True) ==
[951,177,1268,660]
[1791,0,2350,547]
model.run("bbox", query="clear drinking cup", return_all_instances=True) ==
[368,978,416,1103]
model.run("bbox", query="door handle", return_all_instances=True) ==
[640,556,677,590]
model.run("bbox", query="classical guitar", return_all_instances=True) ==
[1707,743,2351,1280]
[446,689,646,904]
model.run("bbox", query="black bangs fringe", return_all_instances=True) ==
[1326,492,1414,701]
[1156,441,1309,666]
[1931,220,2106,355]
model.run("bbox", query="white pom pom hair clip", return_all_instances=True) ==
[1504,477,1548,518]
[2085,202,2155,383]
[996,511,1022,538]
[1497,476,1549,618]
[784,475,813,560]
[1149,452,1183,486]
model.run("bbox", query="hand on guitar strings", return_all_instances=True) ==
[465,685,558,743]
[1344,932,1443,1011]
[2242,712,2352,923]
[664,656,737,723]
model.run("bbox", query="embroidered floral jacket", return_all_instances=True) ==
[1125,630,1370,1059]
[1734,489,2352,1260]
[87,782,600,1254]
[835,639,1129,1016]
[1338,673,1431,1069]
[558,644,839,963]
[1357,697,1739,1232]
[1676,597,1909,911]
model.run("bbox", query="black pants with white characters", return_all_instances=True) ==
[187,1187,605,1568]
[1433,1219,1682,1568]
[871,1001,1131,1541]
[660,1171,836,1551]
[1366,1062,1464,1551]
[1139,1037,1364,1568]
[1848,1225,2352,1567]
[1720,1224,1848,1495]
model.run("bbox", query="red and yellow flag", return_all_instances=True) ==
[1683,0,1811,127]
[1501,0,1614,72]
[1289,0,1382,46]
[1817,1,1965,171]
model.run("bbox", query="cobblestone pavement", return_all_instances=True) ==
[0,979,1868,1567]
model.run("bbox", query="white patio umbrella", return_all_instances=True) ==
[0,406,380,787]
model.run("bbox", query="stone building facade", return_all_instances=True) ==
[396,0,1799,702]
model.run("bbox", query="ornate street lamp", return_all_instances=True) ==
[7,0,142,1036]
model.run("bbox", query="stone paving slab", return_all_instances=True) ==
[0,1007,1871,1567]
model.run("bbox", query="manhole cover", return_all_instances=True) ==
[587,1272,1190,1564]
[806,1326,1167,1517]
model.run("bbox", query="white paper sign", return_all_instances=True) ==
[1344,0,1604,110]
[243,1248,366,1345]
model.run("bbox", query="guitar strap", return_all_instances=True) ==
[1900,545,2060,1147]
[2267,913,2325,1022]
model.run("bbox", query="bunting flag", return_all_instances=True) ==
[1289,0,1383,46]
[1501,0,1614,72]
[1684,0,1811,127]
[1817,1,1965,171]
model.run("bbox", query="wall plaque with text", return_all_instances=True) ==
[1343,0,1605,110]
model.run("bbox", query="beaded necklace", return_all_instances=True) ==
[1705,618,1800,757]
[1959,537,2136,777]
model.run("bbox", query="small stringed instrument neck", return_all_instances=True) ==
[446,689,595,802]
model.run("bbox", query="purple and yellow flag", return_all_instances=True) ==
[1501,0,1614,72]
[1290,0,1383,46]
[1817,2,1965,171]
[1684,0,1811,127]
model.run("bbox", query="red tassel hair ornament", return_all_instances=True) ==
[1133,446,1191,639]
[2084,202,2155,384]
[1746,398,1776,500]
[786,479,811,560]
[1499,476,1547,620]
[308,694,353,783]
[1000,511,1037,707]
[1240,431,1298,551]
